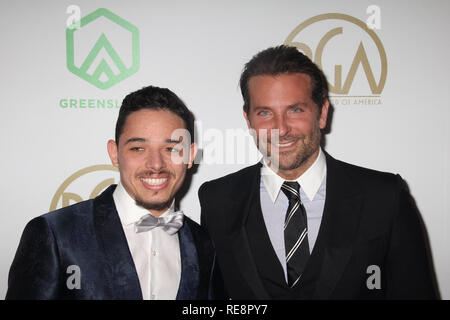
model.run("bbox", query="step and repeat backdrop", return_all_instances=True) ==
[1,0,449,298]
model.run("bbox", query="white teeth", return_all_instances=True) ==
[141,178,168,185]
[276,141,295,147]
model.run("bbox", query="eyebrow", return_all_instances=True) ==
[166,138,182,144]
[124,137,182,145]
[252,101,308,112]
[124,137,147,145]
[288,101,308,108]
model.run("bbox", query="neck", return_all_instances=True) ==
[147,208,168,217]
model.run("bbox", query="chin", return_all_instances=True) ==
[279,154,310,171]
[135,198,171,211]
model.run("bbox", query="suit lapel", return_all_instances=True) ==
[245,170,288,291]
[310,153,363,299]
[226,163,271,299]
[93,185,143,300]
[176,221,200,300]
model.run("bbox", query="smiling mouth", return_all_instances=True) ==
[273,140,298,149]
[140,177,169,190]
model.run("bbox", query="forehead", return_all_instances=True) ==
[121,109,186,140]
[248,73,313,107]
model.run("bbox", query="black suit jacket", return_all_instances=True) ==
[6,185,219,300]
[199,153,438,299]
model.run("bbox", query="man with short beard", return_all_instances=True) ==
[7,86,222,300]
[199,45,438,299]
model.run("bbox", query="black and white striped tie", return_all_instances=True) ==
[281,181,310,288]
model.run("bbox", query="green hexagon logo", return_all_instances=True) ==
[66,8,140,90]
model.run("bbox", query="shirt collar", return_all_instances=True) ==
[113,182,175,226]
[261,147,327,203]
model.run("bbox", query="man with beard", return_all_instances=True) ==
[199,45,438,299]
[7,86,221,300]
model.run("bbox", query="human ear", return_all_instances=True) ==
[107,140,119,167]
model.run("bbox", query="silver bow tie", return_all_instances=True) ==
[134,211,184,235]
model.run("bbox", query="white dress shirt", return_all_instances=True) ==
[260,148,327,281]
[113,182,181,300]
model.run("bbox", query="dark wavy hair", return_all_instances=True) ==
[115,85,194,144]
[239,45,329,113]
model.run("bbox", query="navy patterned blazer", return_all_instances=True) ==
[6,185,219,300]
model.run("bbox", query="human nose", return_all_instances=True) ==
[144,149,166,171]
[274,113,291,137]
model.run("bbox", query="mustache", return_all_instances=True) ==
[260,134,305,143]
[137,169,172,176]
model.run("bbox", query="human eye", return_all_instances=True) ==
[291,107,304,113]
[257,109,271,116]
[166,146,181,153]
[130,146,144,151]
